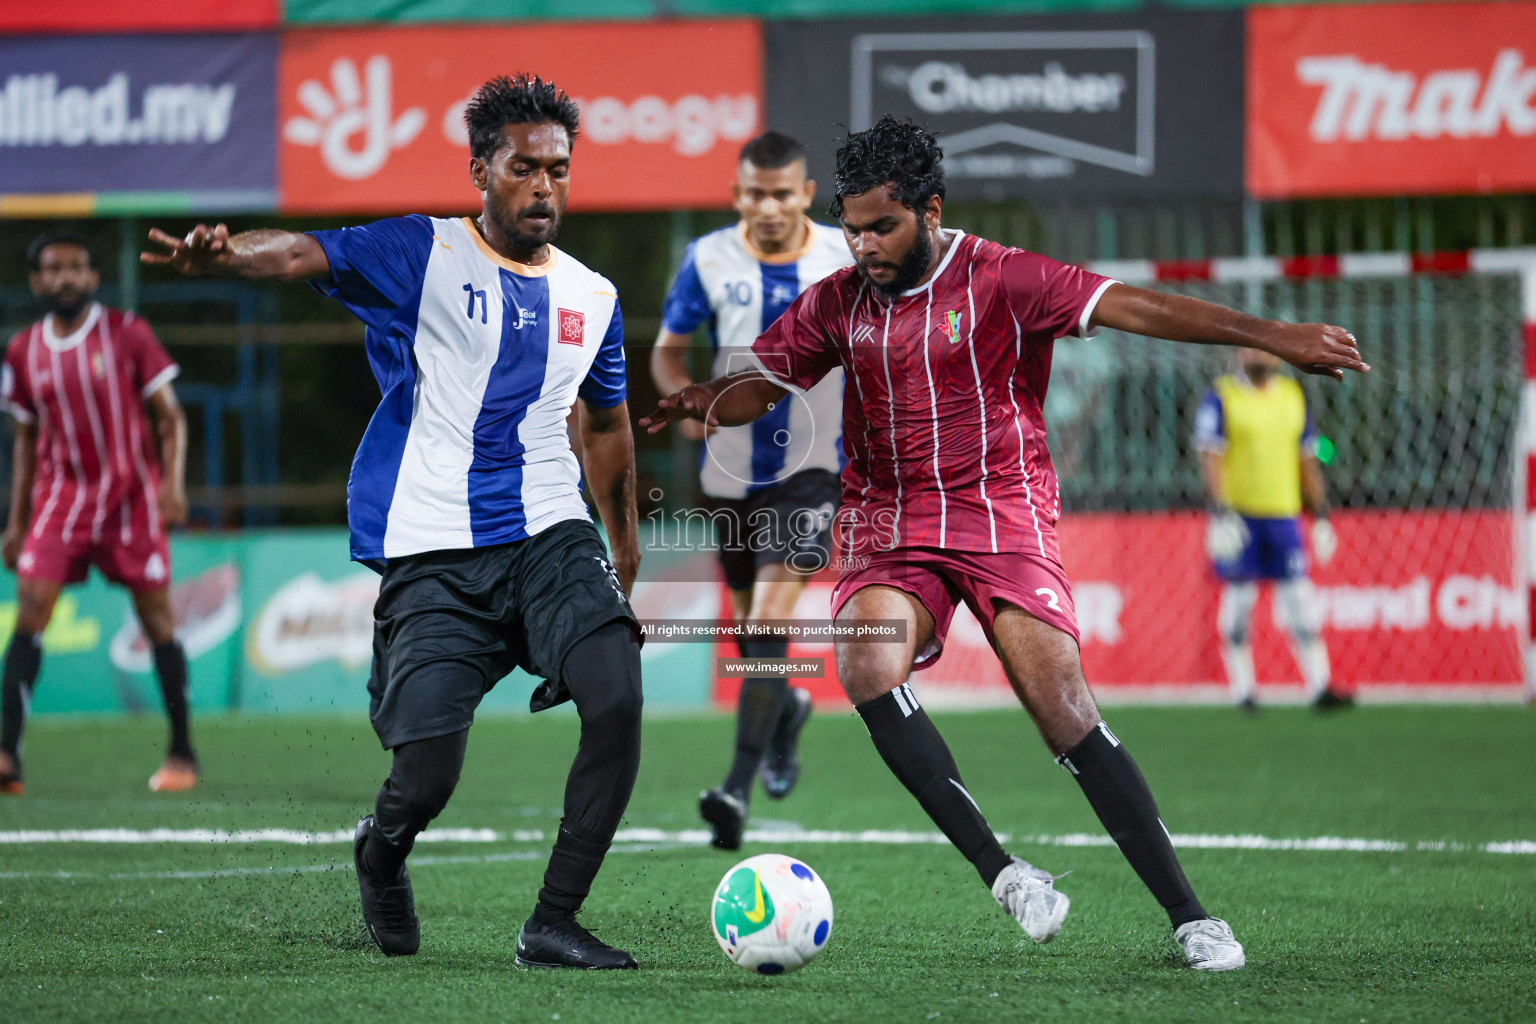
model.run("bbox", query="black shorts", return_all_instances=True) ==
[706,469,842,592]
[366,519,640,749]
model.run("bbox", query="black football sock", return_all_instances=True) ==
[534,623,643,920]
[0,631,41,763]
[720,637,789,798]
[856,682,1012,887]
[151,641,196,762]
[1058,722,1207,928]
[368,729,469,877]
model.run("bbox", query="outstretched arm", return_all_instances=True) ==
[638,370,787,435]
[141,224,330,283]
[579,399,640,595]
[1091,284,1370,381]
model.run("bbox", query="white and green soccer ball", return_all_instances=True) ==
[711,853,833,975]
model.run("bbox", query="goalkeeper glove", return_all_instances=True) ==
[1205,512,1249,563]
[1311,518,1338,565]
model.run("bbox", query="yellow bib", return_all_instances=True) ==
[1215,375,1308,518]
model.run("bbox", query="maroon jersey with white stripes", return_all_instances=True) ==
[2,304,178,546]
[751,231,1114,558]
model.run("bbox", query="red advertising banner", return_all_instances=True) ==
[1247,1,1536,198]
[278,22,762,214]
[714,510,1522,709]
[0,0,276,33]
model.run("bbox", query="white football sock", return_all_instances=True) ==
[1276,579,1331,697]
[1295,638,1332,698]
[1222,642,1257,703]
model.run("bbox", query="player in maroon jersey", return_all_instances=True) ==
[0,231,196,796]
[643,118,1368,971]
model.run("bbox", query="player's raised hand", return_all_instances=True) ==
[141,224,233,277]
[639,383,720,435]
[1267,323,1370,381]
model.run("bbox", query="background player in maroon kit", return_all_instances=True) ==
[0,231,195,795]
[644,118,1369,971]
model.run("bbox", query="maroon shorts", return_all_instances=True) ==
[829,546,1079,670]
[19,513,171,594]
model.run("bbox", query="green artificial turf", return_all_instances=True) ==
[2,705,1533,1023]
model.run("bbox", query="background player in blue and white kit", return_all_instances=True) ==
[651,132,853,849]
[144,76,646,969]
[1195,348,1351,712]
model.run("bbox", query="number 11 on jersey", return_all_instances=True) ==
[462,283,488,324]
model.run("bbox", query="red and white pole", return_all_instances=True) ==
[1520,263,1536,695]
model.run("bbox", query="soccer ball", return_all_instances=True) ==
[711,853,833,975]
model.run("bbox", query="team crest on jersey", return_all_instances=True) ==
[939,309,963,343]
[90,353,106,379]
[558,309,585,346]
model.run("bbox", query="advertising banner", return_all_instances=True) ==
[15,512,1516,719]
[283,0,1261,26]
[10,529,713,719]
[1247,1,1536,197]
[0,34,277,204]
[713,510,1523,710]
[765,12,1244,203]
[0,0,276,34]
[278,22,762,214]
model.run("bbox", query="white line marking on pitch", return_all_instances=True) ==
[0,842,687,882]
[0,827,1531,854]
[0,828,523,845]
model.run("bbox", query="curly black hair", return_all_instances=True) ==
[26,229,92,270]
[464,74,581,162]
[828,116,945,218]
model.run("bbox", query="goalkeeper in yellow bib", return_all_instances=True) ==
[1194,349,1352,712]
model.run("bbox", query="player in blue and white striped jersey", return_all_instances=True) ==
[652,132,853,850]
[144,75,643,970]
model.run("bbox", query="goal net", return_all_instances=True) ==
[1028,251,1532,701]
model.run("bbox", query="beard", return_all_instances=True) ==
[492,201,561,252]
[47,291,90,320]
[866,228,933,297]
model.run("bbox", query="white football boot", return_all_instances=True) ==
[1174,917,1246,971]
[991,856,1070,944]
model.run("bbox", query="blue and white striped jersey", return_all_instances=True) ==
[661,219,852,500]
[309,215,626,564]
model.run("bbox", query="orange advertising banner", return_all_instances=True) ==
[1247,1,1536,198]
[0,0,275,33]
[278,22,762,214]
